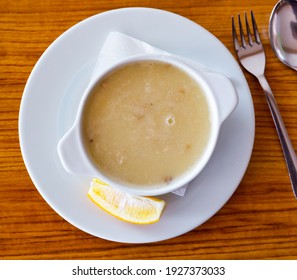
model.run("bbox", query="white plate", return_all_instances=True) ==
[19,8,255,243]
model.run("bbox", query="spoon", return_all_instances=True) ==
[269,0,297,199]
[269,0,297,70]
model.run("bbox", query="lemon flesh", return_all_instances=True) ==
[88,178,166,224]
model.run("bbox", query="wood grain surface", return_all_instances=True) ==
[1,0,297,259]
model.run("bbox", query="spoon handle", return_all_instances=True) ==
[258,74,297,199]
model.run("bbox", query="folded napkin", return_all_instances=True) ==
[90,31,200,196]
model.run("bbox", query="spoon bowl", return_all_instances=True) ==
[269,0,297,71]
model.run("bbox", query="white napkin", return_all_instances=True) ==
[90,32,194,196]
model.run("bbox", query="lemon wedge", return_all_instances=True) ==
[88,178,166,224]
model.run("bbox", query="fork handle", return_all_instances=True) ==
[258,75,297,199]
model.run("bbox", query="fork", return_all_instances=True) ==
[232,11,297,199]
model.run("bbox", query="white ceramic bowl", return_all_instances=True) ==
[57,54,238,196]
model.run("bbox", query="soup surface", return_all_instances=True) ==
[83,61,211,186]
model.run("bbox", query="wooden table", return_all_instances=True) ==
[1,0,297,260]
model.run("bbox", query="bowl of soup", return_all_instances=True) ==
[57,54,238,196]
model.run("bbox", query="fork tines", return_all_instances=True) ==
[232,10,261,50]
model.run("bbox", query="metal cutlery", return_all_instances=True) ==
[232,11,297,199]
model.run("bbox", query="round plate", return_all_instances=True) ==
[19,8,254,243]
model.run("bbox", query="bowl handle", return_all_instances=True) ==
[202,71,238,124]
[57,124,96,176]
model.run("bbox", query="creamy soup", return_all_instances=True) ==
[83,61,211,186]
